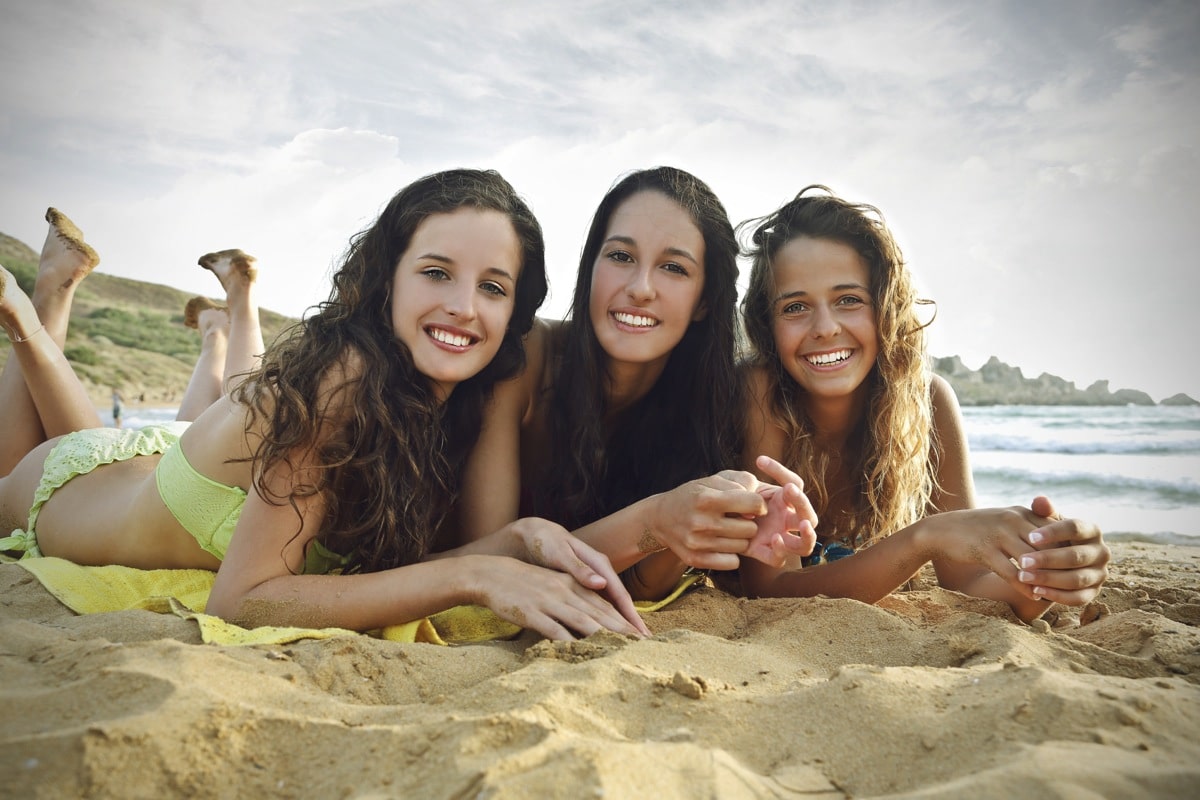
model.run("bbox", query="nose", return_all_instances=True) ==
[625,264,655,303]
[811,304,840,338]
[444,284,477,320]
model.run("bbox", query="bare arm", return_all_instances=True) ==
[206,353,645,640]
[453,319,549,544]
[926,377,1109,620]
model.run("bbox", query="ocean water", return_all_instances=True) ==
[118,404,1200,546]
[965,405,1200,546]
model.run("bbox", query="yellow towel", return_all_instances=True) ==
[10,557,702,646]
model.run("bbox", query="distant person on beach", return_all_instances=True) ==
[0,173,648,641]
[728,186,1109,621]
[456,167,817,599]
[110,387,123,428]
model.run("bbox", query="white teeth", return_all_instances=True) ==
[613,311,657,328]
[807,349,851,366]
[429,328,473,348]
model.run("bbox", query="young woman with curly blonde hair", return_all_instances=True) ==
[737,185,1109,622]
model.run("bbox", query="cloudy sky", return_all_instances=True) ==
[3,0,1197,401]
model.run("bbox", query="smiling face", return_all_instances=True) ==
[390,207,522,399]
[770,236,879,406]
[587,190,707,375]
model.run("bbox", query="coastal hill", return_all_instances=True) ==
[932,355,1197,407]
[0,231,294,408]
[3,229,1196,408]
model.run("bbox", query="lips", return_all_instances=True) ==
[611,310,660,329]
[805,349,852,367]
[425,324,479,349]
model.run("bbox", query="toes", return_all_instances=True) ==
[44,207,100,268]
[198,249,258,283]
[183,295,225,329]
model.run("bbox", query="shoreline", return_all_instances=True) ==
[2,540,1198,797]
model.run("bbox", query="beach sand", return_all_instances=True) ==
[2,542,1198,798]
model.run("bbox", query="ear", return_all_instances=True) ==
[691,299,708,322]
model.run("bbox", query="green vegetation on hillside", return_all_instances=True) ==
[0,231,296,408]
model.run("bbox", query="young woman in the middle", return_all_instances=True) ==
[458,167,815,599]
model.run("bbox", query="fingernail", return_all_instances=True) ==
[1029,531,1045,544]
[1019,556,1035,569]
[1032,586,1047,597]
[1019,570,1035,583]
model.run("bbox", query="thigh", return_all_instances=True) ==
[0,438,60,537]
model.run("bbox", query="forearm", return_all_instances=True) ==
[623,549,689,601]
[208,555,489,631]
[571,495,664,573]
[745,524,936,604]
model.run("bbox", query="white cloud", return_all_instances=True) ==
[3,0,1198,401]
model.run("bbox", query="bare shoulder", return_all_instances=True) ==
[929,373,967,435]
[929,373,961,412]
[484,317,556,427]
[740,362,786,468]
[741,361,773,404]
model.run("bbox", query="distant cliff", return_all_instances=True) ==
[933,355,1197,406]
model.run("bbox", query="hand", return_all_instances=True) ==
[925,504,1060,599]
[646,470,769,571]
[742,456,818,567]
[1014,496,1109,606]
[507,517,651,637]
[474,555,649,641]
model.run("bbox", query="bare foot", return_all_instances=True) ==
[0,265,42,341]
[198,249,258,293]
[41,208,100,292]
[196,307,230,339]
[182,295,227,329]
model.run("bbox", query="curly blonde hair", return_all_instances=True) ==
[739,186,934,548]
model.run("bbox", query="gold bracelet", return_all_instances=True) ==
[7,325,44,343]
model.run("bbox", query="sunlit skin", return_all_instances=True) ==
[771,236,879,426]
[391,208,522,400]
[588,191,707,405]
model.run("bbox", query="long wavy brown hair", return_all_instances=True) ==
[236,169,547,572]
[535,167,743,530]
[740,185,934,548]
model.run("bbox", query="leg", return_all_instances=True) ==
[198,249,264,393]
[0,265,102,477]
[176,300,230,421]
[0,209,102,472]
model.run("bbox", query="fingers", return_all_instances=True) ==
[557,546,608,591]
[1029,495,1058,520]
[518,583,646,641]
[569,539,652,637]
[685,551,742,571]
[755,455,805,491]
[1026,517,1104,550]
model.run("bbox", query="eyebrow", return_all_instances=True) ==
[772,283,869,304]
[603,235,699,265]
[417,253,516,282]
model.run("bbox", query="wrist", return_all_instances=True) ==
[907,515,945,562]
[452,554,497,607]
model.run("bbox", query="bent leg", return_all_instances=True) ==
[0,263,101,476]
[198,249,264,394]
[177,300,230,421]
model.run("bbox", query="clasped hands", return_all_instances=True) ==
[650,454,817,572]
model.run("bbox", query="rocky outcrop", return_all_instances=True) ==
[932,355,1176,406]
[1161,393,1200,407]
